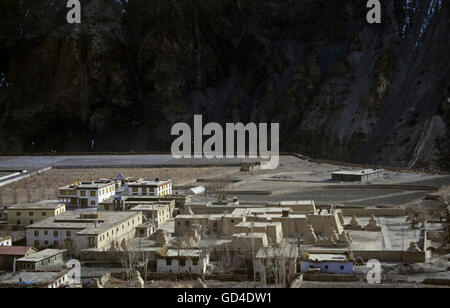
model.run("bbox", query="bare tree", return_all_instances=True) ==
[118,238,143,283]
[258,241,298,288]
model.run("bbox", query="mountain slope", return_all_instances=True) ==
[0,0,448,170]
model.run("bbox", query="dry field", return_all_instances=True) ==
[0,167,240,207]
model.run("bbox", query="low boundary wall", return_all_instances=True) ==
[305,249,426,263]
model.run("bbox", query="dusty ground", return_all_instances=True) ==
[196,156,450,207]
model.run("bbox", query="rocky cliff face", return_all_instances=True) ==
[0,0,449,170]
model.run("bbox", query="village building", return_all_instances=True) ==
[156,248,210,275]
[174,213,246,236]
[25,211,143,255]
[300,253,354,274]
[0,246,38,271]
[6,201,66,227]
[58,179,116,208]
[233,221,284,245]
[129,203,172,228]
[99,196,177,214]
[135,222,156,238]
[185,200,317,215]
[231,233,269,251]
[174,206,346,248]
[127,179,173,197]
[16,249,67,271]
[0,236,12,247]
[0,270,70,288]
[331,169,383,182]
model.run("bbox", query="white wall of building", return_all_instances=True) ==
[157,255,209,275]
[0,238,12,246]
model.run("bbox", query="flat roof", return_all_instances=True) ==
[163,249,204,257]
[60,181,114,190]
[27,211,141,235]
[0,246,36,256]
[279,200,315,206]
[17,249,66,263]
[8,202,65,210]
[130,204,170,211]
[0,270,68,286]
[307,253,349,262]
[235,221,282,228]
[332,169,382,176]
[256,247,299,259]
[231,208,292,216]
[233,233,267,239]
[176,214,217,219]
[128,179,172,186]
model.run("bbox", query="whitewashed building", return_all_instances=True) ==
[127,179,173,197]
[156,249,210,275]
[26,211,142,255]
[58,179,116,208]
[0,236,12,247]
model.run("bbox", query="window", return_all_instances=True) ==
[53,241,59,248]
[29,220,33,224]
[90,191,96,197]
[45,241,48,245]
[17,220,21,225]
[34,240,39,247]
[185,221,190,227]
[54,231,59,237]
[80,191,86,197]
[29,212,34,216]
[105,205,109,211]
[42,212,47,216]
[324,265,329,270]
[16,212,21,217]
[340,265,345,270]
[34,231,39,236]
[132,187,138,193]
[88,237,95,247]
[66,231,71,237]
[44,230,48,235]
[91,201,96,206]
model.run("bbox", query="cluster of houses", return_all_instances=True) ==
[0,174,358,288]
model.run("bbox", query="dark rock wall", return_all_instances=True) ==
[0,0,448,170]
